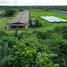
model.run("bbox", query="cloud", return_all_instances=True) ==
[0,0,67,6]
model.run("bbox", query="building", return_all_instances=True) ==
[8,10,29,29]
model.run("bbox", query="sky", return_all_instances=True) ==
[0,0,67,6]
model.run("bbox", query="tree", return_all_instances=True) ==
[0,41,9,67]
[4,9,16,17]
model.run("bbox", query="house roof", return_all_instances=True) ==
[8,10,29,26]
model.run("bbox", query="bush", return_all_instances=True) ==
[4,9,16,17]
[0,31,7,37]
[34,30,52,40]
[55,26,67,39]
[55,26,67,33]
[30,19,42,28]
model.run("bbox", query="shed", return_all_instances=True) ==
[8,10,29,29]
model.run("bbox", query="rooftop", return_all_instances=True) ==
[8,10,29,26]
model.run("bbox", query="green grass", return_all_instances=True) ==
[29,10,67,32]
[0,11,20,31]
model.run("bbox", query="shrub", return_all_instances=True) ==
[55,26,67,39]
[30,19,42,28]
[0,31,7,37]
[55,26,67,33]
[4,9,16,17]
[35,30,52,40]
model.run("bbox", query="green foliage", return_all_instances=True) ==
[0,36,19,47]
[35,19,42,27]
[0,31,7,37]
[1,6,67,11]
[0,25,67,67]
[8,41,58,67]
[55,26,67,39]
[4,9,16,17]
[0,41,9,67]
[35,30,53,40]
[30,19,42,28]
[0,7,67,67]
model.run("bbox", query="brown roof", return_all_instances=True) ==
[8,10,29,26]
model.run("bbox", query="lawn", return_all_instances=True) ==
[29,10,67,32]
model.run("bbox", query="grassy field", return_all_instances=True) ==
[0,10,67,33]
[29,10,67,32]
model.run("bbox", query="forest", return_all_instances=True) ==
[0,6,67,11]
[0,26,67,67]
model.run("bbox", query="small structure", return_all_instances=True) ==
[6,25,9,30]
[8,10,29,29]
[31,18,36,25]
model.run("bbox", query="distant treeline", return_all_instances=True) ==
[0,6,67,11]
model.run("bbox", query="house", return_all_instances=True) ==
[8,10,29,29]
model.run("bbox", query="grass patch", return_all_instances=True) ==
[29,10,67,32]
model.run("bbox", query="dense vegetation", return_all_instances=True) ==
[0,6,67,11]
[0,6,67,67]
[4,9,16,17]
[29,19,42,28]
[0,26,67,67]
